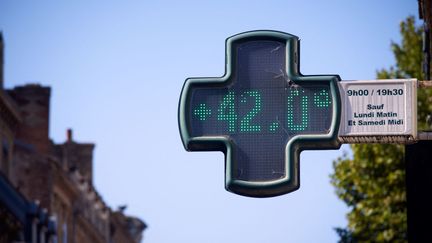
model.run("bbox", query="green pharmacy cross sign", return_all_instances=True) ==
[178,30,341,197]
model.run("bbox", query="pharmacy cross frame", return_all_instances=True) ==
[178,30,432,198]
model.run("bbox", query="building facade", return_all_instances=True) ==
[1,32,55,243]
[419,0,432,80]
[0,33,146,243]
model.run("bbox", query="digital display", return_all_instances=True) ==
[187,40,333,182]
[179,31,342,197]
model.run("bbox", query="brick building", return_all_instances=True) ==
[0,33,146,243]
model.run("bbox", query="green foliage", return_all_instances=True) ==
[332,16,430,242]
[376,16,432,130]
[332,145,406,242]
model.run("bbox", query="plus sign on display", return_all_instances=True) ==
[178,30,341,197]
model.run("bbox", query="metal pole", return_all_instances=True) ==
[418,80,432,87]
[405,140,432,242]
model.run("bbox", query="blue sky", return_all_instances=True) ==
[0,1,419,242]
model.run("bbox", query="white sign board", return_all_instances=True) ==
[339,79,417,140]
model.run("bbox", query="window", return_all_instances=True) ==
[2,138,9,174]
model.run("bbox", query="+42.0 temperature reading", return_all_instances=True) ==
[179,31,343,197]
[191,87,332,135]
